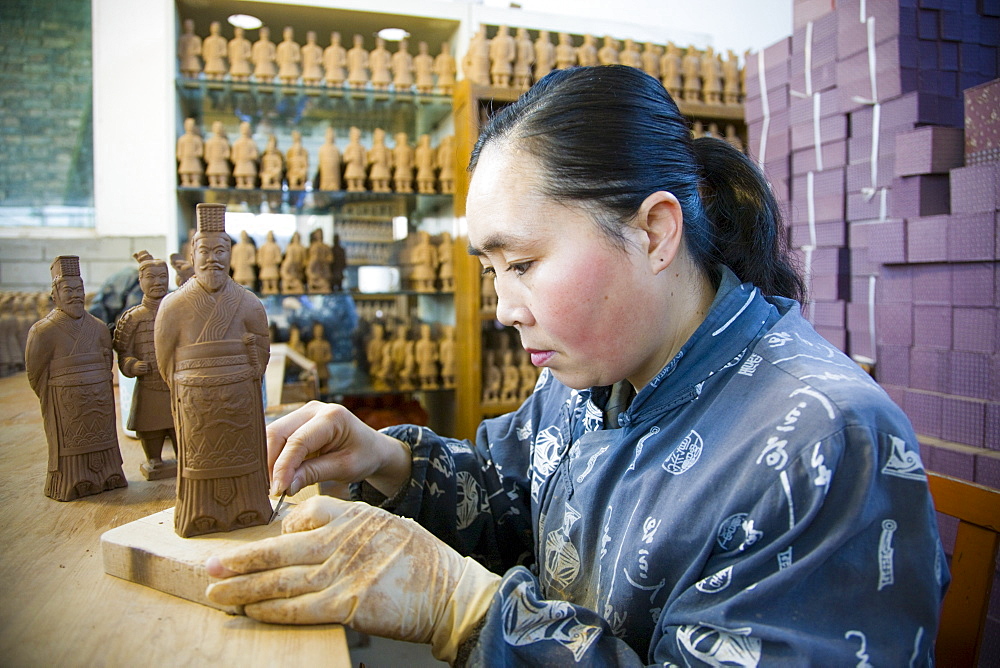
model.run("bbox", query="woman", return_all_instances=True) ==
[206,66,946,665]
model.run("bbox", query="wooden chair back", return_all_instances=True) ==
[927,472,1000,666]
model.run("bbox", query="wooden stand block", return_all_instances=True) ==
[100,501,292,613]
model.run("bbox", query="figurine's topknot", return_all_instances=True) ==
[50,255,81,280]
[195,202,227,234]
[133,249,166,273]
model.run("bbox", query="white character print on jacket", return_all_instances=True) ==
[676,624,762,667]
[501,580,603,662]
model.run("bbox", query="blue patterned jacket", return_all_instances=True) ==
[364,268,948,666]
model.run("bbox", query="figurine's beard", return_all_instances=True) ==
[197,267,227,292]
[59,301,85,319]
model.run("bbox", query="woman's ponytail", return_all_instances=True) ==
[692,136,806,302]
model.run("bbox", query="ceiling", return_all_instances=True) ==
[176,0,461,52]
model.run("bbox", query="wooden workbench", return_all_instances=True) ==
[0,372,351,667]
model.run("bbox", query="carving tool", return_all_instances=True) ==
[269,490,288,524]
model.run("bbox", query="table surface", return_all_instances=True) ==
[0,372,351,667]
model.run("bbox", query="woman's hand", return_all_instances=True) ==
[205,496,501,663]
[266,401,412,498]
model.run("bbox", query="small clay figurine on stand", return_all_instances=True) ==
[534,31,555,82]
[391,39,414,92]
[577,34,599,67]
[369,37,392,91]
[621,39,642,69]
[330,233,347,291]
[287,324,306,356]
[257,231,282,295]
[344,126,367,192]
[202,21,228,81]
[436,231,454,291]
[176,117,204,187]
[415,134,436,194]
[490,25,515,87]
[392,132,414,193]
[481,350,501,404]
[306,322,332,393]
[306,229,333,293]
[701,46,722,105]
[598,36,620,65]
[280,231,307,293]
[205,121,232,188]
[178,19,202,79]
[154,203,272,538]
[259,135,284,189]
[641,42,661,80]
[231,121,259,189]
[318,126,341,191]
[660,42,682,100]
[555,33,576,70]
[722,49,741,105]
[438,324,455,389]
[519,351,538,400]
[409,230,437,292]
[276,26,301,85]
[433,42,457,95]
[346,34,369,89]
[323,31,347,87]
[415,323,438,390]
[437,135,455,195]
[228,26,253,82]
[26,256,127,501]
[301,30,323,85]
[114,251,177,481]
[365,322,386,382]
[252,26,277,83]
[414,41,434,94]
[464,26,491,86]
[682,45,702,102]
[500,349,520,403]
[286,130,309,189]
[367,128,392,193]
[513,28,534,91]
[231,230,258,290]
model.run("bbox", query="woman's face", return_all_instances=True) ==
[467,144,669,391]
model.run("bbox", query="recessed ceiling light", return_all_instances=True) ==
[377,28,409,41]
[228,14,262,30]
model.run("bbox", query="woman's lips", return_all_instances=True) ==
[527,350,554,366]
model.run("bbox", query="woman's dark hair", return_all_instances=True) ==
[469,65,805,302]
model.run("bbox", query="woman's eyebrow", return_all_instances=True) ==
[468,232,532,256]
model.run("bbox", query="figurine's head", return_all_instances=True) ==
[192,203,231,292]
[419,41,428,54]
[184,117,197,133]
[184,19,194,33]
[331,31,341,44]
[259,26,270,40]
[267,230,276,242]
[234,27,244,39]
[398,39,408,52]
[283,26,294,40]
[133,250,169,300]
[210,21,220,35]
[312,322,324,337]
[49,256,85,319]
[353,34,363,46]
[240,121,251,136]
[307,30,316,43]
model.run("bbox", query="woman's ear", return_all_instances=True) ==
[637,191,684,274]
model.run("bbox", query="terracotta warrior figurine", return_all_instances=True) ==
[464,26,491,86]
[577,34,599,67]
[682,45,702,102]
[391,39,414,91]
[257,231,282,295]
[204,121,231,188]
[280,231,307,293]
[259,135,284,189]
[176,117,204,187]
[231,230,258,290]
[660,42,682,100]
[433,42,457,94]
[490,25,515,87]
[722,49,741,105]
[436,231,454,291]
[555,33,576,70]
[252,26,277,83]
[202,21,228,81]
[305,229,333,293]
[285,130,309,190]
[301,30,323,85]
[415,134,436,194]
[306,322,332,392]
[415,323,438,390]
[228,26,253,82]
[113,251,177,481]
[367,128,392,193]
[154,203,272,537]
[323,31,347,87]
[231,121,259,189]
[178,19,202,78]
[346,34,369,88]
[598,36,620,65]
[513,28,534,91]
[392,132,414,193]
[437,135,455,194]
[534,31,555,82]
[318,126,341,191]
[276,26,302,85]
[330,234,346,291]
[26,256,126,501]
[438,324,455,389]
[620,39,642,69]
[701,46,723,105]
[369,37,392,91]
[343,126,367,192]
[414,41,435,93]
[408,230,437,292]
[641,42,661,80]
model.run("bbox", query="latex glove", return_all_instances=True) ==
[206,495,501,663]
[266,401,411,498]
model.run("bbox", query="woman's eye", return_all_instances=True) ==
[508,262,532,276]
[480,266,496,278]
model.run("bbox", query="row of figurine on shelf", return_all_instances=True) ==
[179,20,458,94]
[212,226,454,296]
[178,119,457,195]
[0,291,53,377]
[462,25,746,106]
[482,343,542,406]
[359,320,457,393]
